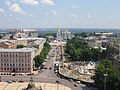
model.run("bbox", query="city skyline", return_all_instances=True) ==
[0,0,120,29]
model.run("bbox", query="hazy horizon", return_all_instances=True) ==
[0,0,120,29]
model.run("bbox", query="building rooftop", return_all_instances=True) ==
[16,37,45,41]
[0,48,35,52]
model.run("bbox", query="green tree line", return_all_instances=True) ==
[65,37,118,61]
[34,42,50,68]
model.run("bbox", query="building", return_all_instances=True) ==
[0,40,16,49]
[0,48,35,73]
[114,55,120,69]
[0,38,46,73]
[56,28,62,41]
[56,28,72,40]
[8,28,38,38]
[62,29,72,39]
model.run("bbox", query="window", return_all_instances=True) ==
[19,64,21,66]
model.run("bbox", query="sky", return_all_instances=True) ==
[0,0,120,29]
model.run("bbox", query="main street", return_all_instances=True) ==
[0,43,94,90]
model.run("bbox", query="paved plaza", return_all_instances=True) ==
[0,82,71,90]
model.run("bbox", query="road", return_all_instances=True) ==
[0,45,95,90]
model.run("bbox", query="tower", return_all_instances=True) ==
[56,28,62,41]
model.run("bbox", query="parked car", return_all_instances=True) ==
[56,80,60,83]
[6,80,13,83]
[76,81,81,84]
[74,84,78,87]
[68,79,73,82]
[18,80,24,83]
[12,74,16,76]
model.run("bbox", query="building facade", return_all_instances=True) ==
[0,38,46,73]
[0,48,35,73]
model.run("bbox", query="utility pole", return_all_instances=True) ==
[104,74,108,90]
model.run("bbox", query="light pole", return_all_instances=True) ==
[104,74,108,90]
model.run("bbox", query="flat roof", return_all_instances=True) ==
[16,37,45,41]
[0,48,35,52]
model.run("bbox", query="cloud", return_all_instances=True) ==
[20,0,39,5]
[5,1,24,13]
[5,0,11,6]
[72,5,78,8]
[41,0,54,6]
[0,8,5,14]
[10,3,24,13]
[88,14,92,18]
[72,13,77,17]
[52,9,58,16]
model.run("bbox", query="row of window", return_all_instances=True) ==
[0,54,30,57]
[0,59,30,62]
[0,63,30,66]
[0,68,30,71]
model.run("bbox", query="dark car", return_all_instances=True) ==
[56,80,60,83]
[12,74,16,76]
[44,67,48,69]
[6,80,13,83]
[74,84,78,87]
[18,80,24,83]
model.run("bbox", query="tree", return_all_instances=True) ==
[16,45,26,48]
[0,34,3,39]
[93,59,120,90]
[33,42,50,68]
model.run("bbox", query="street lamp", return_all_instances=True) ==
[104,74,108,90]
